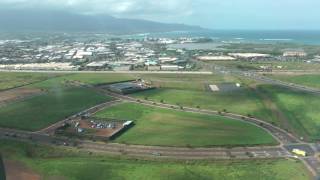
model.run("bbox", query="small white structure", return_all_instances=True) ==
[86,61,109,68]
[283,51,307,57]
[228,53,271,59]
[123,121,133,127]
[159,57,178,63]
[197,56,236,61]
[209,85,220,91]
[160,65,180,71]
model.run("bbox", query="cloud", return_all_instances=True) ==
[0,0,194,21]
[1,0,319,29]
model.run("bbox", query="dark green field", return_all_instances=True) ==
[132,88,274,122]
[258,85,320,141]
[268,74,320,89]
[0,87,111,131]
[95,102,276,147]
[0,140,311,180]
[0,72,58,90]
[211,61,320,71]
[63,73,136,85]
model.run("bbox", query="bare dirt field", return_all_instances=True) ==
[0,88,43,106]
[4,159,40,180]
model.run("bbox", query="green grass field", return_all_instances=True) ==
[0,140,311,180]
[268,74,320,89]
[132,87,274,123]
[258,85,320,140]
[0,72,58,90]
[95,102,276,147]
[211,61,320,71]
[0,76,112,131]
[62,73,136,85]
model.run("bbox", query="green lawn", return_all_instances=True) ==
[211,61,320,71]
[258,85,320,141]
[268,74,320,89]
[95,102,276,147]
[0,72,58,90]
[132,88,274,123]
[0,87,112,131]
[62,73,136,85]
[0,140,311,180]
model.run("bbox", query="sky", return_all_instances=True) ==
[1,0,320,30]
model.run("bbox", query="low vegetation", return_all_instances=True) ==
[268,74,320,89]
[0,72,58,90]
[211,61,320,71]
[0,76,112,131]
[258,85,320,141]
[132,88,274,123]
[0,140,311,180]
[95,102,276,147]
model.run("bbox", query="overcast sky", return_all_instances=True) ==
[1,0,320,30]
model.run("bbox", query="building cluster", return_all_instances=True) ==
[1,35,318,72]
[0,37,193,71]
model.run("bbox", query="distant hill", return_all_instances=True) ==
[0,10,204,34]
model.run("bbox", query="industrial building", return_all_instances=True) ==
[107,80,154,94]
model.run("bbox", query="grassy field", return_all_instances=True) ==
[62,73,136,85]
[258,85,320,141]
[0,75,112,131]
[0,72,58,90]
[61,73,238,91]
[0,87,112,131]
[0,140,311,180]
[95,102,276,147]
[210,61,320,71]
[132,87,274,123]
[267,74,320,89]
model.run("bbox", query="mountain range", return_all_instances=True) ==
[0,10,204,34]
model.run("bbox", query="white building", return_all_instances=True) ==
[197,56,236,61]
[283,51,307,57]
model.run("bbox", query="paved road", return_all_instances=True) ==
[0,69,213,75]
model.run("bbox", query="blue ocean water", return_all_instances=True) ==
[134,30,320,45]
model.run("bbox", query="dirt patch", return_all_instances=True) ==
[79,120,124,137]
[0,88,43,105]
[4,159,41,180]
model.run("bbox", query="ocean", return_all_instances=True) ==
[128,30,320,45]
